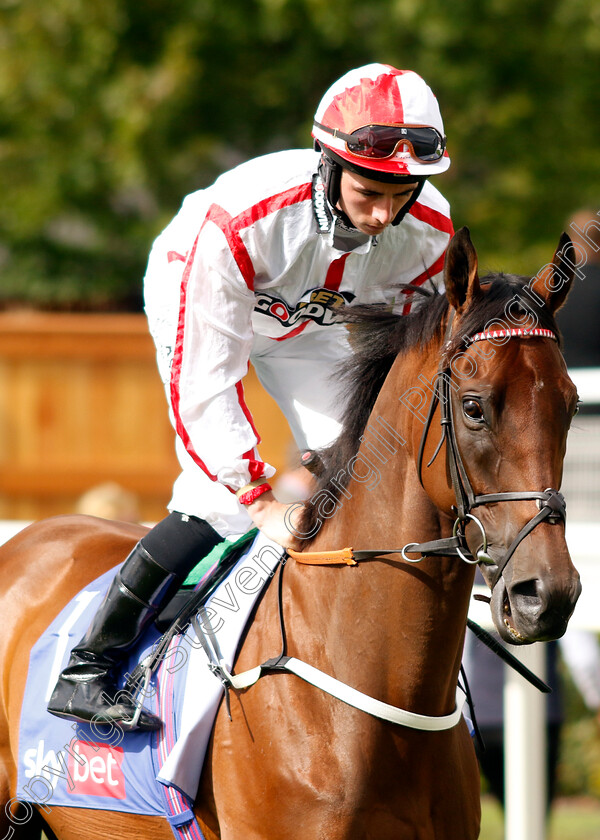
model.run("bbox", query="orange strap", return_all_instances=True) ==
[287,547,357,566]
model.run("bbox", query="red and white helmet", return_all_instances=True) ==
[312,63,450,178]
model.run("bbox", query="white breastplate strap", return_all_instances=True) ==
[222,655,466,731]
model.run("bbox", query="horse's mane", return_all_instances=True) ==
[297,273,561,541]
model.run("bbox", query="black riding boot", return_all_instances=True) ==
[47,513,223,731]
[47,543,181,730]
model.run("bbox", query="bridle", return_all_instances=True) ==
[413,323,566,589]
[289,322,567,592]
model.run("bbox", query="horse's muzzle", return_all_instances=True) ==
[489,569,582,644]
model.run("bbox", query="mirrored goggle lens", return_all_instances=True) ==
[347,126,445,161]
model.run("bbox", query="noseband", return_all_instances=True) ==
[415,325,566,589]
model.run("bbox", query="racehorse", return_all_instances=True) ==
[0,228,582,840]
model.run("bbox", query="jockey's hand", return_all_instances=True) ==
[246,490,304,550]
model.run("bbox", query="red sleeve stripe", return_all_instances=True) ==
[235,376,261,443]
[236,182,312,229]
[244,450,266,483]
[406,250,447,289]
[169,234,220,484]
[409,201,454,235]
[400,250,447,315]
[204,182,312,291]
[169,180,312,486]
[170,263,264,488]
[203,204,255,290]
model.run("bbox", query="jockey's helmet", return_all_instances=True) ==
[312,64,450,213]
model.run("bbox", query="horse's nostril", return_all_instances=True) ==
[511,579,540,603]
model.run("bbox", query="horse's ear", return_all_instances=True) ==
[529,232,575,314]
[444,226,480,313]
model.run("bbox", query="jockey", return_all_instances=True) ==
[48,63,453,730]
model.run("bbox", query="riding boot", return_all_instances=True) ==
[47,542,184,730]
[47,512,223,730]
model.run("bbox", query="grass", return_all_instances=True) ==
[480,795,600,840]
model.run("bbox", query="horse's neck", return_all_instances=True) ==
[285,346,475,715]
[309,345,439,550]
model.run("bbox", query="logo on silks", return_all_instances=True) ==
[254,288,355,328]
[312,174,333,234]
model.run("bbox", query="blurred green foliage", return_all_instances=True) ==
[558,717,600,799]
[558,654,600,799]
[0,0,599,308]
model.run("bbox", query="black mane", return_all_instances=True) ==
[297,273,561,541]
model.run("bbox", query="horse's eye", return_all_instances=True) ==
[463,398,484,421]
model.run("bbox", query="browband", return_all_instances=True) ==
[469,328,557,344]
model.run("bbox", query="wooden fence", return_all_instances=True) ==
[0,312,292,522]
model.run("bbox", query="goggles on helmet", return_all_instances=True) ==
[313,121,446,163]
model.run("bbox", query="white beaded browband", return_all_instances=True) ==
[469,327,557,344]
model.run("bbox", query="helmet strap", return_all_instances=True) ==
[317,150,343,209]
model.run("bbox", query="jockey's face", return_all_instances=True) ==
[337,170,418,235]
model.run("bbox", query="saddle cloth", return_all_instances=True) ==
[16,530,283,829]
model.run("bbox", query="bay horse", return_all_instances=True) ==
[0,228,582,840]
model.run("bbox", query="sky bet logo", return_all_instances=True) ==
[23,738,126,799]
